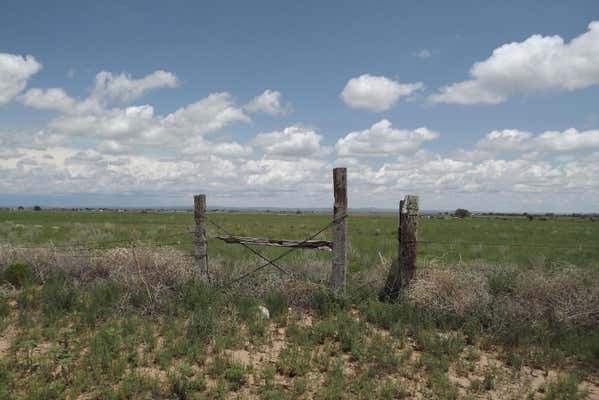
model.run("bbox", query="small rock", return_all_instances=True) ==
[258,305,270,319]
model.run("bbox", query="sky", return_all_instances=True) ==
[1,0,598,212]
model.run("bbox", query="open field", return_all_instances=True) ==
[1,210,598,268]
[1,210,598,399]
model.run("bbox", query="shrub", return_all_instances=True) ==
[276,345,311,377]
[0,297,8,318]
[311,288,346,317]
[42,276,79,320]
[453,208,471,218]
[167,371,193,400]
[81,281,124,326]
[543,375,587,400]
[224,362,246,391]
[407,267,491,318]
[187,308,216,343]
[487,268,517,296]
[182,281,216,312]
[2,262,34,287]
[265,289,288,319]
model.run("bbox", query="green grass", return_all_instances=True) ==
[0,209,597,398]
[1,210,598,269]
[0,274,596,399]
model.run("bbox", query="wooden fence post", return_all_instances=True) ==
[331,167,347,294]
[382,195,419,300]
[193,194,208,281]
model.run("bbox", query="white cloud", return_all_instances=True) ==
[340,74,423,112]
[0,53,42,105]
[49,92,250,146]
[414,49,432,58]
[244,157,328,187]
[163,93,249,138]
[476,129,534,151]
[476,128,599,152]
[336,119,439,157]
[49,104,157,140]
[19,88,76,113]
[536,128,599,152]
[4,59,598,211]
[430,21,599,104]
[179,136,252,159]
[95,140,130,155]
[252,125,330,159]
[91,70,179,103]
[245,89,290,115]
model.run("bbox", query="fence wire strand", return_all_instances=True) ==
[207,213,347,289]
[1,211,596,291]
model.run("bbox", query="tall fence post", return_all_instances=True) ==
[193,194,208,281]
[382,195,419,300]
[331,167,347,294]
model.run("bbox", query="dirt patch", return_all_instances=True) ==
[0,324,16,357]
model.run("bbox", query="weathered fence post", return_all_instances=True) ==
[193,194,208,281]
[381,195,419,300]
[331,167,347,294]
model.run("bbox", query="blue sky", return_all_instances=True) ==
[1,1,598,211]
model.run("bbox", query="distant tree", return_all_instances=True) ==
[524,213,534,221]
[296,209,302,214]
[453,208,471,218]
[17,206,24,210]
[33,205,42,211]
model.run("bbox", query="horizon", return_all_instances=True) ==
[1,202,595,216]
[1,1,599,213]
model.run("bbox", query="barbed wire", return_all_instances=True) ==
[1,233,596,253]
[214,214,347,289]
[205,216,290,276]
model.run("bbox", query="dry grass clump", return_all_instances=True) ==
[407,265,491,317]
[406,262,599,328]
[207,255,330,307]
[497,268,599,327]
[0,244,197,311]
[0,244,329,310]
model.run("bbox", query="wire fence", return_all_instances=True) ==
[1,214,597,302]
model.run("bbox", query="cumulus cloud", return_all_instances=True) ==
[346,151,598,199]
[0,53,42,105]
[476,128,599,152]
[336,119,439,157]
[14,68,267,164]
[252,125,330,159]
[179,136,252,159]
[430,21,599,104]
[19,88,76,113]
[476,129,534,151]
[4,57,598,210]
[163,93,249,138]
[95,140,130,155]
[244,157,328,187]
[91,70,179,103]
[2,135,598,211]
[49,92,250,146]
[340,74,423,112]
[245,89,290,115]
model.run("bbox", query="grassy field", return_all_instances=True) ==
[1,209,598,269]
[1,210,598,399]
